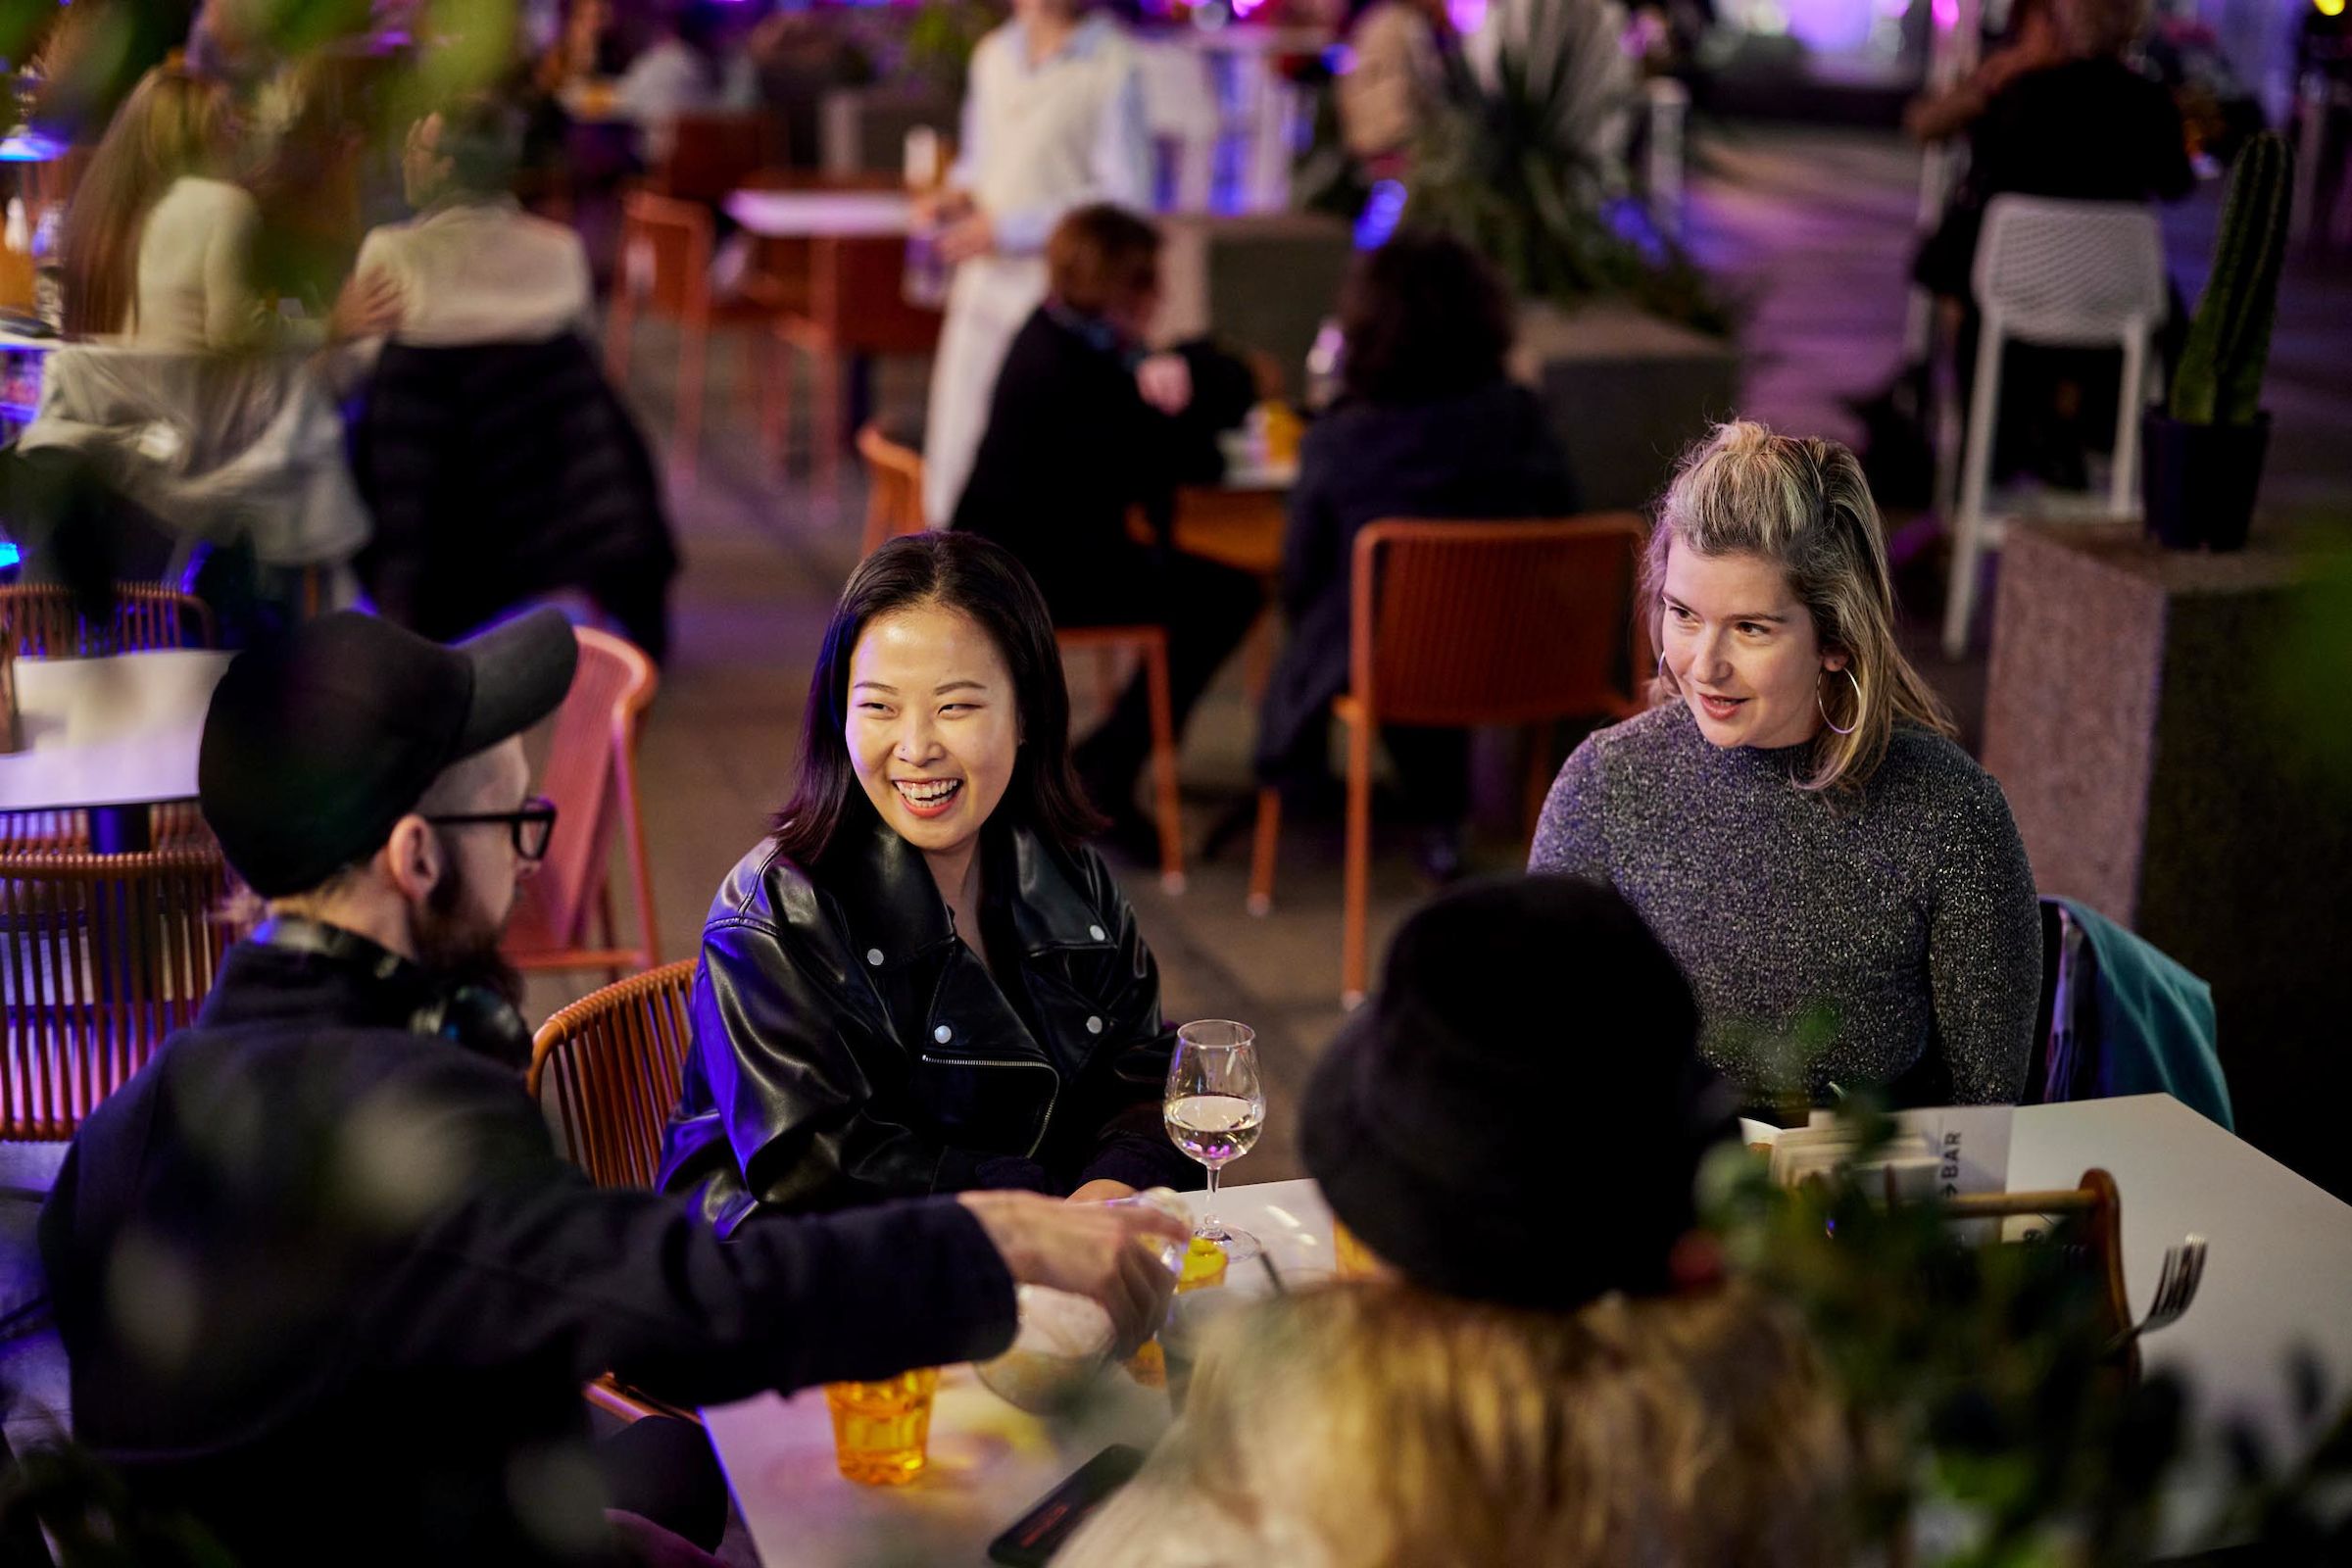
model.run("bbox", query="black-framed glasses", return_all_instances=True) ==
[424,796,558,862]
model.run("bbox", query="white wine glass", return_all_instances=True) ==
[1164,1020,1266,1261]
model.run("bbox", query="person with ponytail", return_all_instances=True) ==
[1530,420,2039,1108]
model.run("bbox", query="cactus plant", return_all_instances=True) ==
[2170,131,2292,426]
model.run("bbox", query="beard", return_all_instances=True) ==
[410,864,526,1062]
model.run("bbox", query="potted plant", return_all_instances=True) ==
[2144,130,2290,553]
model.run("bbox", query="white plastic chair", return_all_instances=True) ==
[1942,196,2169,658]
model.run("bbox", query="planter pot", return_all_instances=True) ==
[2141,412,2270,553]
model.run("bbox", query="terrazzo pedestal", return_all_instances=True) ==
[1983,522,2352,1199]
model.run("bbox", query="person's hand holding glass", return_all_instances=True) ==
[1164,1020,1265,1261]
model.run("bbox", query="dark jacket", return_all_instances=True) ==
[349,334,679,647]
[658,810,1198,1228]
[1915,58,2193,296]
[38,940,1015,1568]
[1253,379,1578,775]
[952,304,1255,619]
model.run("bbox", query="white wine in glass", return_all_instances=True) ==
[1165,1020,1266,1260]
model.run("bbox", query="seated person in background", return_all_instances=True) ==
[1253,229,1577,882]
[1911,0,2192,484]
[614,0,760,169]
[1530,421,2039,1108]
[953,203,1263,856]
[353,94,596,345]
[1059,875,1846,1568]
[659,533,1203,1223]
[1902,0,2065,144]
[39,607,1183,1568]
[347,93,677,662]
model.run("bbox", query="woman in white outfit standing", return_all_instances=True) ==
[919,0,1152,525]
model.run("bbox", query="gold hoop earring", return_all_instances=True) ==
[1817,666,1861,736]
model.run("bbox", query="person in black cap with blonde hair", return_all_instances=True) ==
[1058,875,1847,1568]
[36,608,1185,1568]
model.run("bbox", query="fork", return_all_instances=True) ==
[2105,1235,2208,1355]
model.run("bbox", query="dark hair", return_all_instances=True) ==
[1048,204,1160,318]
[771,532,1103,862]
[431,92,524,197]
[674,2,729,85]
[1338,229,1515,406]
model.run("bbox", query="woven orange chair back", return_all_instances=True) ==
[510,627,660,960]
[617,190,711,322]
[1349,514,1646,728]
[656,112,779,204]
[528,959,700,1189]
[0,584,218,658]
[0,845,243,1139]
[857,425,928,557]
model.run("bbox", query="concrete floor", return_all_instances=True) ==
[544,121,2352,1204]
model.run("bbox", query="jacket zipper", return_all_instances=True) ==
[916,1054,1061,1158]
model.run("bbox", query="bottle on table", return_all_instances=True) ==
[902,125,952,311]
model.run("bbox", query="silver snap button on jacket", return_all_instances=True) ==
[933,1024,953,1044]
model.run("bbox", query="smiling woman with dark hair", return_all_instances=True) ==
[658,532,1200,1224]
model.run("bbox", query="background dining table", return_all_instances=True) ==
[703,1094,2352,1565]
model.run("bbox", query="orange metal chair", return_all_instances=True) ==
[503,627,662,981]
[1248,514,1650,1004]
[0,845,245,1139]
[853,436,1187,890]
[769,226,944,488]
[605,186,800,492]
[856,422,928,558]
[527,957,703,1423]
[0,583,217,658]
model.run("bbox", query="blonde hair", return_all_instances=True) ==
[61,63,228,338]
[1133,1284,1846,1568]
[1646,420,1955,793]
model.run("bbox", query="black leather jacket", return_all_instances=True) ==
[658,811,1199,1230]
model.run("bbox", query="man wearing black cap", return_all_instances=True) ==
[37,609,1183,1568]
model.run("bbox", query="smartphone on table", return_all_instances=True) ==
[985,1444,1148,1567]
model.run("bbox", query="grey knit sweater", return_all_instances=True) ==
[1530,704,2040,1105]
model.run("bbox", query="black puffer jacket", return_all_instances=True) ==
[658,810,1199,1229]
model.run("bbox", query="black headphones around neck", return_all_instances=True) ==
[253,915,534,1070]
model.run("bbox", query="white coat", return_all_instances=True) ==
[920,14,1152,524]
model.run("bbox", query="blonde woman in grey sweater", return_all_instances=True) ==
[1532,421,2039,1107]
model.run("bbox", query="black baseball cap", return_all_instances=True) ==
[199,609,579,898]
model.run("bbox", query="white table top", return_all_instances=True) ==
[703,1183,1331,1566]
[0,651,232,810]
[707,1098,2352,1564]
[723,190,914,239]
[2010,1094,2352,1540]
